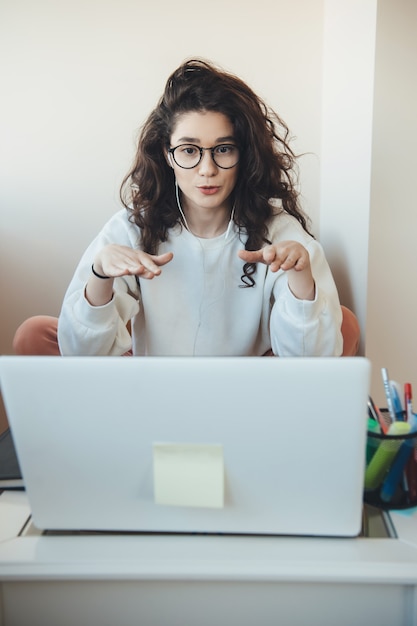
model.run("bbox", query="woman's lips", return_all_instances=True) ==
[198,186,220,195]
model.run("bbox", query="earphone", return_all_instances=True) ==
[174,180,235,241]
[224,205,235,241]
[175,180,192,232]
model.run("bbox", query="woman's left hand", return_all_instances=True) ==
[238,241,315,300]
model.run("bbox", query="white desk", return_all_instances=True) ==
[1,492,417,626]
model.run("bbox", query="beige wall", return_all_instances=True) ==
[1,1,415,408]
[366,0,417,405]
[0,0,324,354]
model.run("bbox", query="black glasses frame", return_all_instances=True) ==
[168,143,240,170]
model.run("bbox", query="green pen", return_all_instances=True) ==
[364,421,411,490]
[366,417,381,465]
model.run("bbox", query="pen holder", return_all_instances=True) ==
[364,410,417,510]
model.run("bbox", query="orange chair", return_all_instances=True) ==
[261,305,360,357]
[340,305,360,356]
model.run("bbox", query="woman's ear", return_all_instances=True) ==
[164,149,174,168]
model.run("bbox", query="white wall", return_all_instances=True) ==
[366,0,417,405]
[320,0,377,355]
[0,0,324,354]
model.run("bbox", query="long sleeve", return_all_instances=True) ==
[58,211,141,356]
[266,214,343,357]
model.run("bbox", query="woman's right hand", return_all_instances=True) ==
[93,244,174,280]
[86,244,173,306]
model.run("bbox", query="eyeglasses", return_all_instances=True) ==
[168,143,240,169]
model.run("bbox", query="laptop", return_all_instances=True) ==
[0,356,370,537]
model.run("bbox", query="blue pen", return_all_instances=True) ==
[381,435,413,503]
[390,380,404,421]
[381,368,396,422]
[380,413,417,503]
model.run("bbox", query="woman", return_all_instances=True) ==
[13,59,343,357]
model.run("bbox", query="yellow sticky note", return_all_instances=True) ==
[153,443,224,508]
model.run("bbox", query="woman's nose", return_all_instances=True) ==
[198,149,218,175]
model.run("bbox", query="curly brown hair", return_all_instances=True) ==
[120,58,311,286]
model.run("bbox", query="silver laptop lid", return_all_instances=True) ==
[0,356,370,536]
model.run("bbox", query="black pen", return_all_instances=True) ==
[368,395,389,434]
[368,396,378,421]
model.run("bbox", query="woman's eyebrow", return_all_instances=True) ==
[176,136,199,143]
[175,135,236,144]
[215,136,236,143]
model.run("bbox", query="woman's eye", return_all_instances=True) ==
[215,144,235,155]
[182,145,198,156]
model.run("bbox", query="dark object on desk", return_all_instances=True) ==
[0,428,24,490]
[364,409,416,510]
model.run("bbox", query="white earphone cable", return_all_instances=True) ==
[175,180,235,240]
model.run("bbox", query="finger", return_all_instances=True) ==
[269,260,283,273]
[131,252,173,279]
[238,249,266,264]
[269,249,299,272]
[136,266,159,280]
[152,252,174,267]
[136,260,162,276]
[280,252,310,272]
[278,255,297,271]
[133,256,162,275]
[262,246,277,264]
[293,255,309,271]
